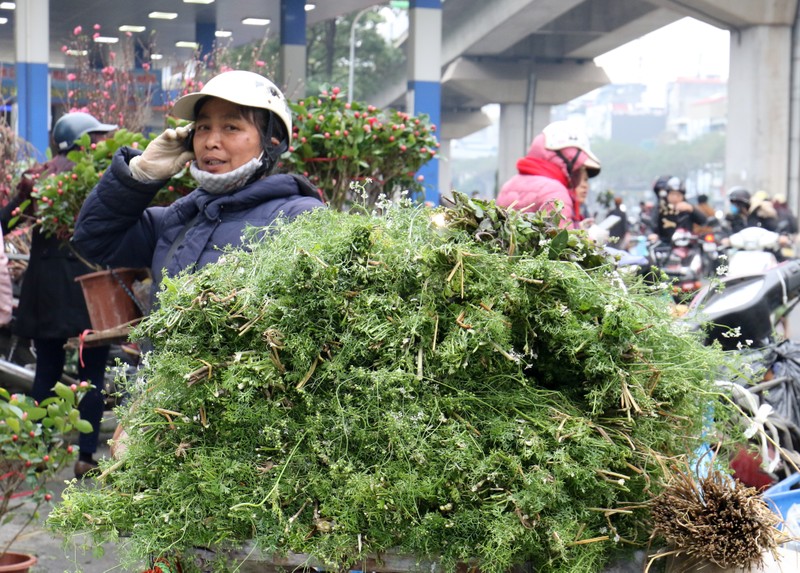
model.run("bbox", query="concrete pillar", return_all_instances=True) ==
[726,25,792,199]
[15,0,49,158]
[531,104,552,142]
[789,6,800,213]
[498,103,552,189]
[498,103,526,190]
[280,0,307,99]
[407,0,442,206]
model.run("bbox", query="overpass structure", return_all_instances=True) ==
[4,0,800,206]
[373,0,799,207]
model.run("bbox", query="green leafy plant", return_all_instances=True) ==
[49,192,742,573]
[0,383,92,557]
[280,86,439,210]
[17,128,193,241]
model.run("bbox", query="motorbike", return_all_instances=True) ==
[723,226,782,279]
[648,228,706,301]
[686,259,800,486]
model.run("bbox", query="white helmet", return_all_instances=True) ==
[171,70,293,145]
[541,121,601,177]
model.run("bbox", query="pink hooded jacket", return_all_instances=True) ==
[496,133,596,228]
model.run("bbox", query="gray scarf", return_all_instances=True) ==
[189,155,263,195]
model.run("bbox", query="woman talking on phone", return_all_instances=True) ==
[72,70,324,293]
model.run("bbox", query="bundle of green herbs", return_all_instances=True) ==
[50,193,736,573]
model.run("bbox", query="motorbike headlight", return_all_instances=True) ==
[698,279,765,317]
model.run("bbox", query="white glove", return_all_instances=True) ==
[129,124,195,181]
[586,224,610,245]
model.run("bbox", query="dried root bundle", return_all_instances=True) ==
[651,467,784,570]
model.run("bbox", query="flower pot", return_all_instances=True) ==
[75,268,150,331]
[0,552,37,573]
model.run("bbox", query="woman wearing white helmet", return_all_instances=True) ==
[72,70,324,294]
[496,120,601,229]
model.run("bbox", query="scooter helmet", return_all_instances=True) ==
[540,121,601,177]
[728,187,751,210]
[653,175,673,198]
[665,176,685,195]
[52,112,117,152]
[171,70,293,175]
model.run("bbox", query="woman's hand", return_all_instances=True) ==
[129,125,195,181]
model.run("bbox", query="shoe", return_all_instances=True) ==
[74,459,99,479]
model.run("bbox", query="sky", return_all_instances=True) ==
[452,17,731,158]
[594,17,730,85]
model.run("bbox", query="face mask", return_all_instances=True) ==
[730,204,740,215]
[190,155,264,195]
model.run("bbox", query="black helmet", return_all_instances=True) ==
[52,112,117,152]
[728,186,751,209]
[653,175,673,196]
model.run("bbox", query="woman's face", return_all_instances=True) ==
[667,189,684,205]
[573,167,589,202]
[193,97,262,174]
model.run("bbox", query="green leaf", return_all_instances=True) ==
[548,229,569,259]
[53,382,75,404]
[75,420,94,434]
[26,406,48,421]
[6,416,20,433]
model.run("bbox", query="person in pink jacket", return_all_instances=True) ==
[497,121,601,228]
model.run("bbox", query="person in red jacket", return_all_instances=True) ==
[496,121,601,229]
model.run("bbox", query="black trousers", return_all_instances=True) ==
[30,338,110,456]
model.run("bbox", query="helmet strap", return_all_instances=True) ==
[555,149,582,178]
[256,112,289,178]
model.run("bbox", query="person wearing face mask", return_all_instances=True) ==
[72,71,326,459]
[647,175,708,244]
[723,187,779,235]
[72,70,325,297]
[496,121,607,241]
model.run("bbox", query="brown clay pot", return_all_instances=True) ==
[75,267,150,331]
[0,552,37,573]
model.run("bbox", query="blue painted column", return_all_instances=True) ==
[196,22,216,62]
[15,0,49,159]
[407,0,441,206]
[280,0,307,99]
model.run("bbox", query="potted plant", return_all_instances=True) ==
[0,382,92,572]
[16,128,192,242]
[9,128,193,332]
[280,86,439,211]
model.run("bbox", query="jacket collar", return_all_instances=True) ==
[192,174,299,220]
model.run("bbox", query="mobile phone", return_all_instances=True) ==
[183,127,195,151]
